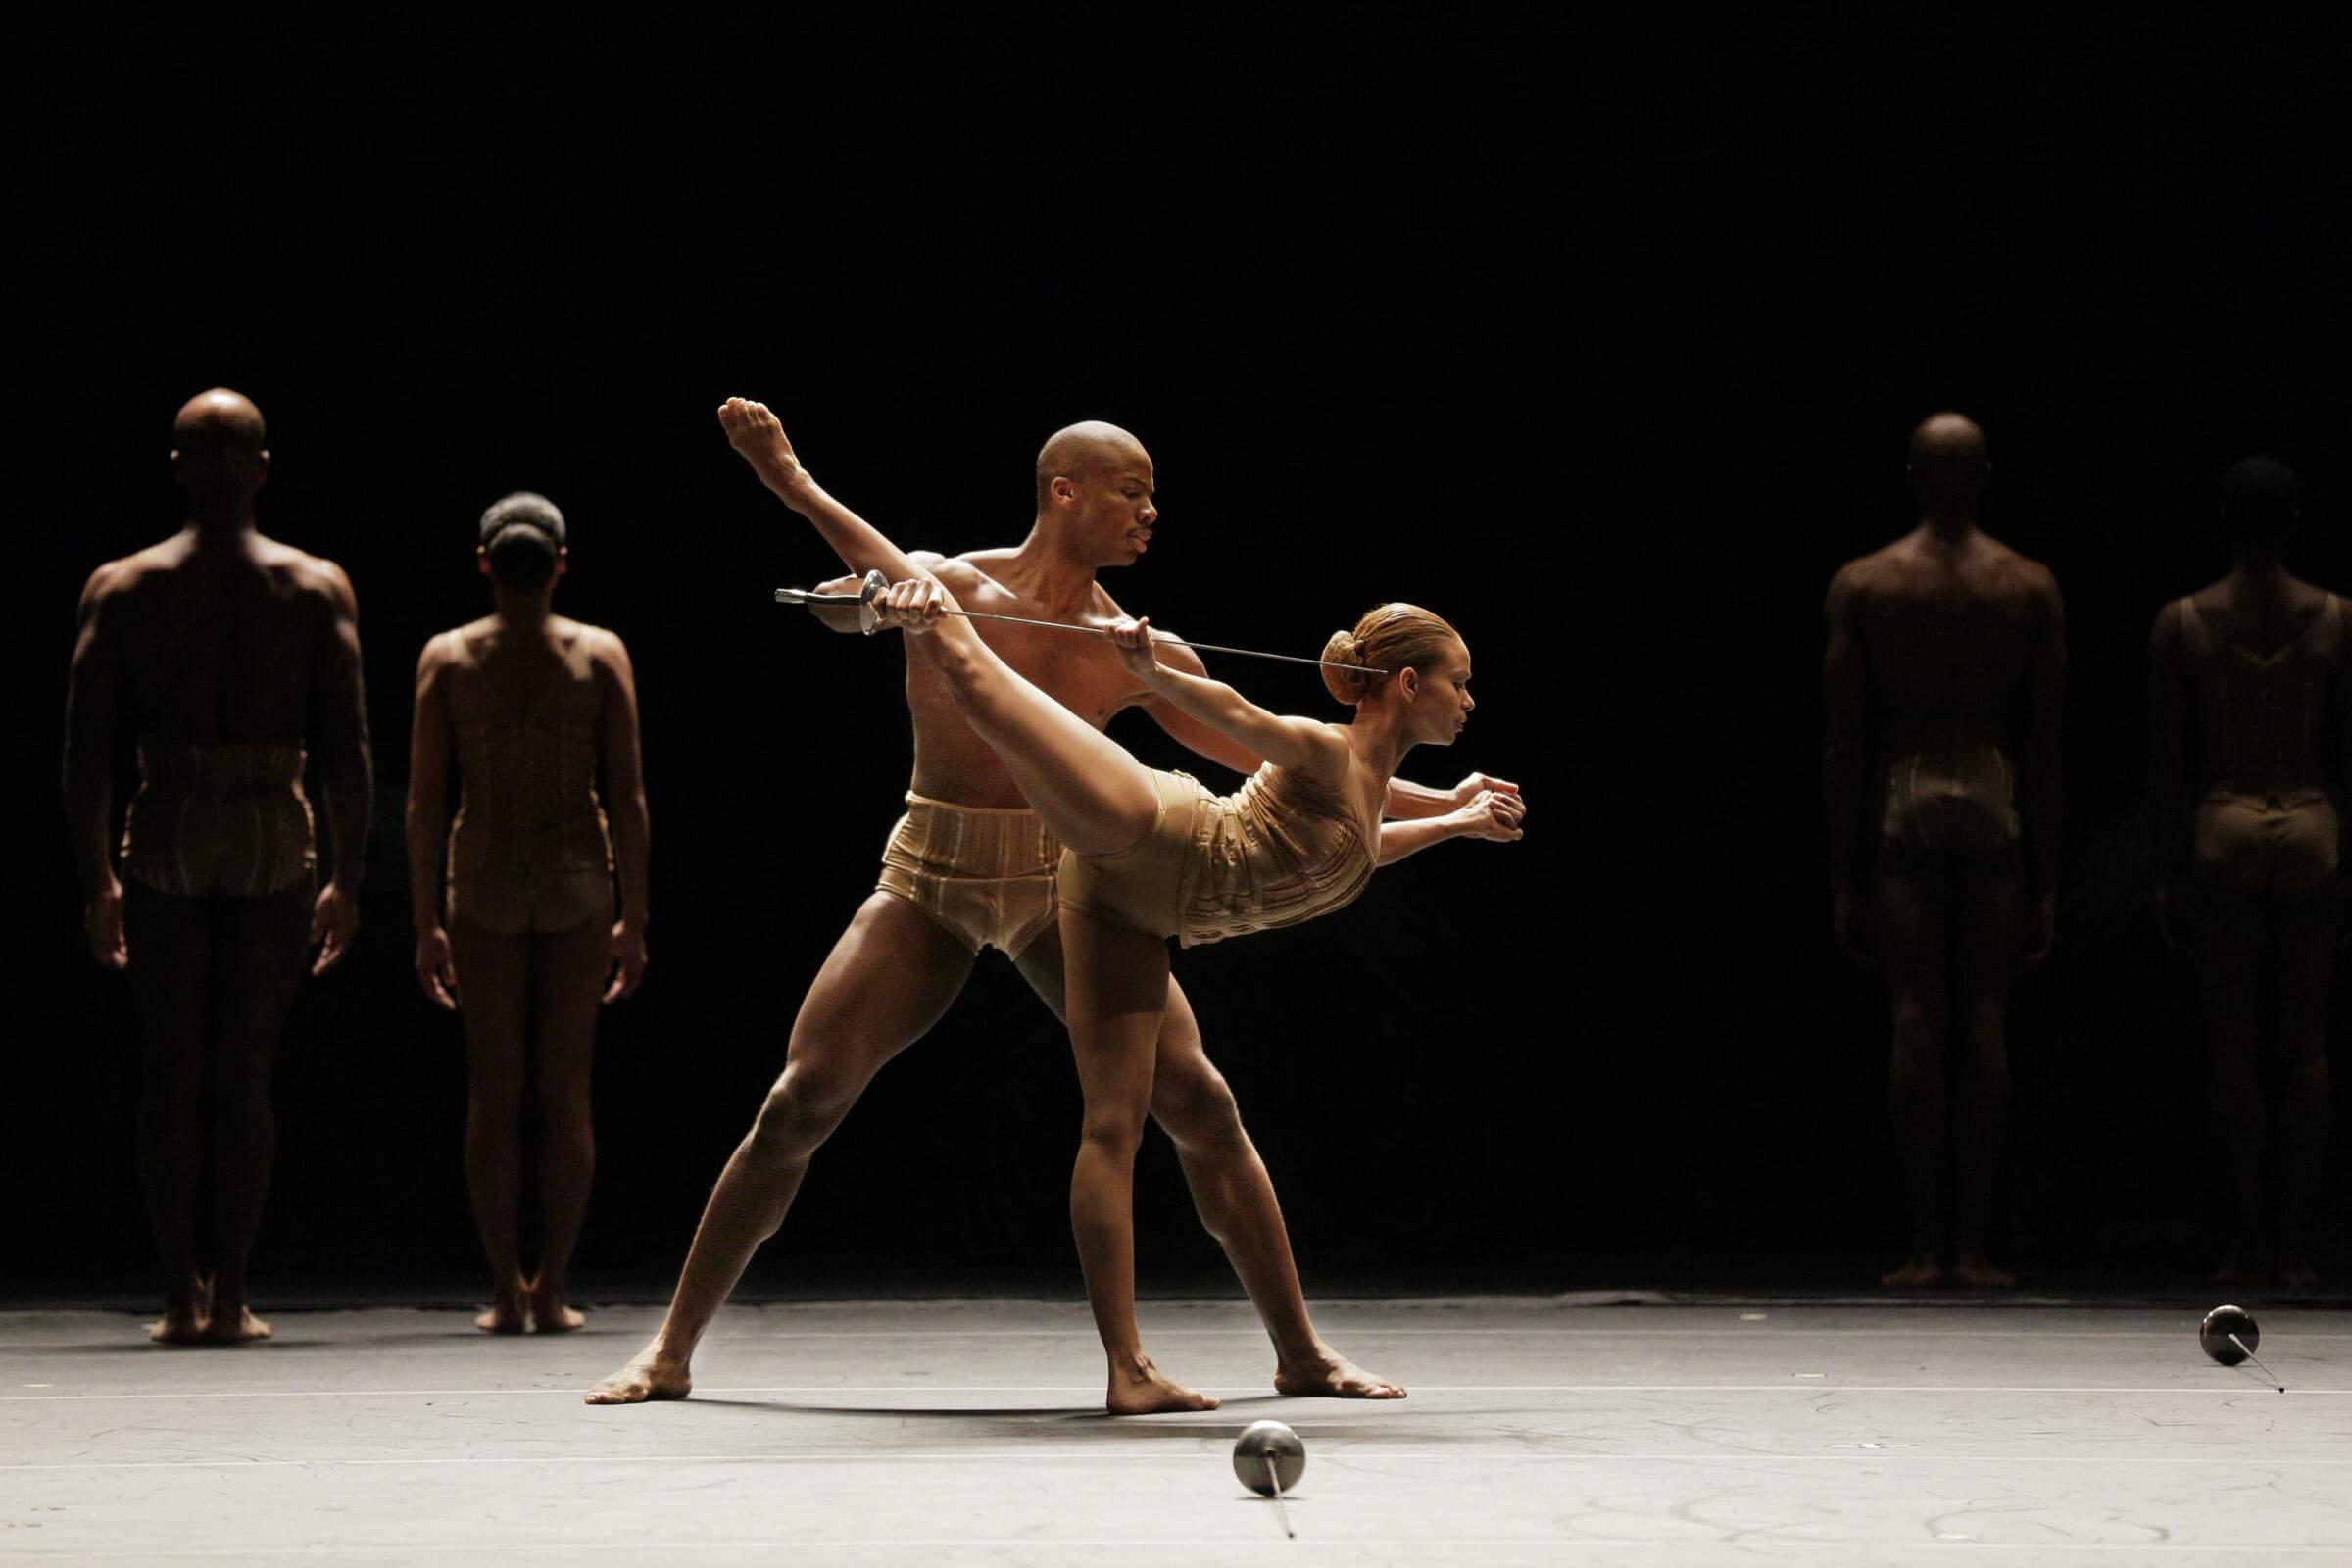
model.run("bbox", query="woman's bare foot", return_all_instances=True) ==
[1105,1355,1219,1415]
[1275,1349,1407,1399]
[148,1296,207,1346]
[584,1348,692,1405]
[527,1283,585,1334]
[2214,1248,2272,1289]
[198,1305,273,1345]
[1881,1255,1946,1289]
[477,1274,529,1335]
[1948,1253,2017,1290]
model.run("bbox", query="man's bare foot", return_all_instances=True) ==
[198,1305,273,1345]
[1881,1255,1946,1289]
[1948,1253,2017,1290]
[1275,1350,1407,1400]
[527,1284,585,1334]
[585,1348,693,1405]
[1106,1357,1219,1415]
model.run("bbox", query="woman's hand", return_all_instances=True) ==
[415,926,460,1010]
[1450,772,1521,810]
[1453,789,1526,843]
[1104,615,1160,681]
[872,576,956,633]
[604,919,649,1004]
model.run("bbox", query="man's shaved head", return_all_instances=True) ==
[172,388,267,458]
[1908,411,1988,466]
[1907,411,1989,508]
[171,388,270,504]
[1035,420,1149,509]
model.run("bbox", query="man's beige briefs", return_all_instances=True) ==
[875,792,1062,956]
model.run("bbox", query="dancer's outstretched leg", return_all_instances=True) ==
[884,585,1159,858]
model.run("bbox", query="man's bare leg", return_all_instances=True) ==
[124,887,212,1344]
[1013,944,1401,1399]
[453,919,533,1333]
[1061,908,1215,1414]
[524,915,612,1332]
[587,897,974,1402]
[2271,897,2334,1288]
[1873,858,1952,1288]
[2196,891,2270,1284]
[1947,854,2022,1290]
[196,882,314,1344]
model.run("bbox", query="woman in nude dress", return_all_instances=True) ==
[406,494,651,1332]
[856,559,1526,1411]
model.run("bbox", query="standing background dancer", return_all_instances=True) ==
[718,396,1525,1411]
[2149,458,2339,1288]
[592,400,1515,1412]
[408,494,651,1334]
[62,388,371,1344]
[1823,412,2065,1290]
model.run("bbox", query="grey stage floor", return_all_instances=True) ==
[5,1298,2351,1565]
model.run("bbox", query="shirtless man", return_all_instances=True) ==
[591,401,1515,1412]
[1823,412,2064,1291]
[63,389,370,1344]
[2149,458,2340,1288]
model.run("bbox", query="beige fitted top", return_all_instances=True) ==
[1178,762,1377,947]
[444,623,612,891]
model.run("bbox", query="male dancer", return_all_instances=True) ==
[64,389,371,1343]
[592,403,1518,1411]
[1823,412,2064,1289]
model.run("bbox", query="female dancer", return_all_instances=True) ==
[407,493,651,1333]
[721,398,1522,1407]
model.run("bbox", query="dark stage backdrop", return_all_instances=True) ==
[13,10,2347,1292]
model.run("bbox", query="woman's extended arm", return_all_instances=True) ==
[717,397,931,586]
[1377,789,1526,865]
[1109,616,1349,785]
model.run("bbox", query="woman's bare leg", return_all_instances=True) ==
[903,618,1159,858]
[1013,942,1403,1398]
[525,914,612,1332]
[1059,907,1214,1413]
[2271,894,2335,1287]
[2196,890,2270,1282]
[451,917,532,1333]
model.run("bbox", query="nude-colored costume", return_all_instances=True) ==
[876,794,1062,956]
[1876,724,2022,861]
[1060,763,1375,948]
[444,625,614,936]
[2174,594,2344,896]
[121,742,316,897]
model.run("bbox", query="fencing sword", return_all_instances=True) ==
[773,569,1388,676]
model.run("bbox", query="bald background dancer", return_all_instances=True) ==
[591,408,1521,1412]
[63,389,371,1343]
[1823,412,2064,1290]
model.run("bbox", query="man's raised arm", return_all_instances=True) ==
[717,398,930,587]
